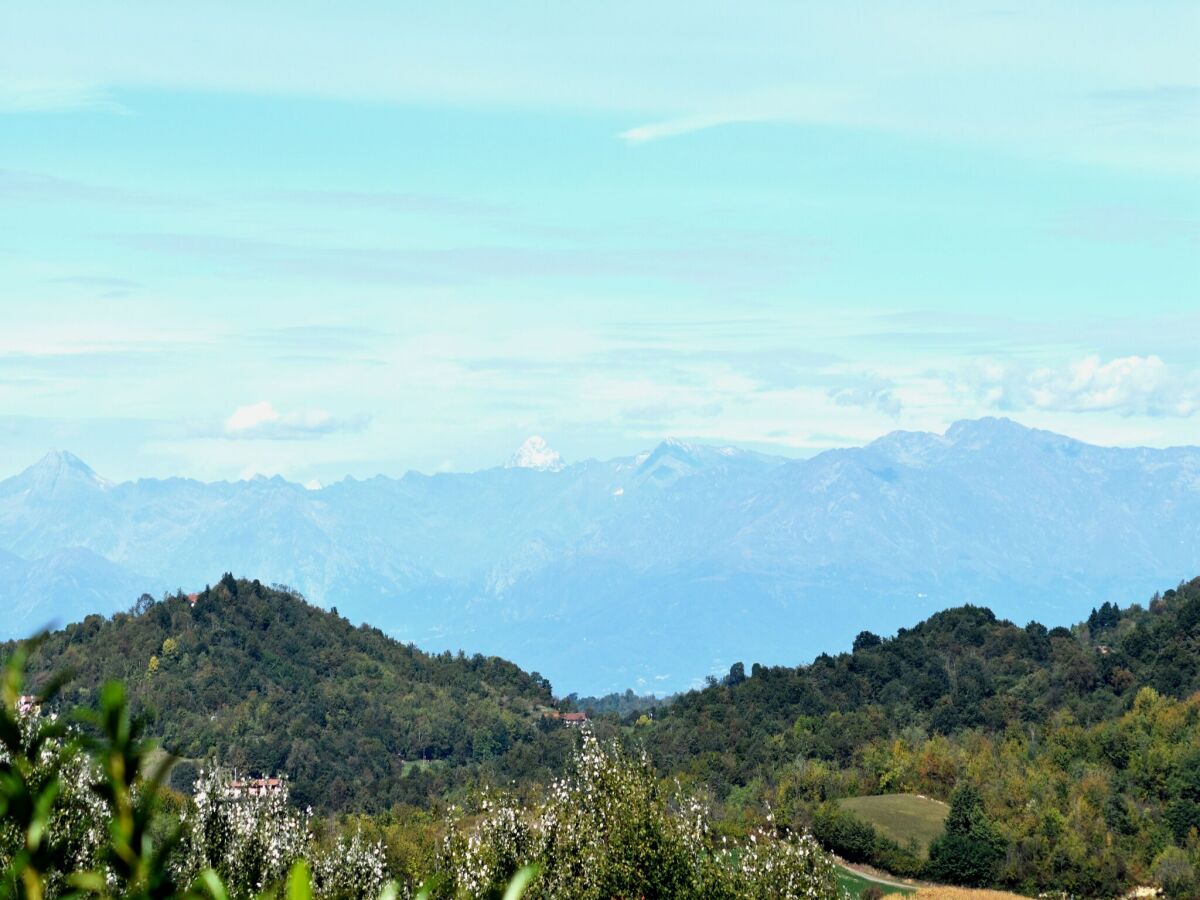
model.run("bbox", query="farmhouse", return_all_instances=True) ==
[227,777,284,798]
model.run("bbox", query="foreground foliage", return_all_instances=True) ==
[430,732,840,899]
[0,645,392,900]
[1,645,843,899]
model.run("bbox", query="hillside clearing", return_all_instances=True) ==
[839,793,949,857]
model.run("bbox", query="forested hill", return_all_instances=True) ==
[642,577,1200,896]
[9,575,569,811]
[648,576,1200,782]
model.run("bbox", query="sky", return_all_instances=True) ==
[1,1,1198,484]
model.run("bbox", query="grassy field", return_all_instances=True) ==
[838,794,949,858]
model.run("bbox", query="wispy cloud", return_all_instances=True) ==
[619,114,760,144]
[244,325,388,355]
[223,401,370,440]
[46,276,142,290]
[115,231,818,289]
[622,401,723,423]
[0,348,183,380]
[0,84,130,115]
[269,189,510,219]
[4,5,1197,171]
[1050,205,1200,246]
[0,169,170,206]
[1091,85,1200,124]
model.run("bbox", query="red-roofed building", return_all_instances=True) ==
[228,777,284,798]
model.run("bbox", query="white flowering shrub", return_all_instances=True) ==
[0,705,112,896]
[721,823,845,899]
[431,730,843,899]
[311,830,389,900]
[174,767,310,896]
[174,766,388,900]
[1,643,390,900]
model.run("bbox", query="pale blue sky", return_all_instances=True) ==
[2,1,1198,483]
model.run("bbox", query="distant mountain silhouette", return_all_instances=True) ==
[1,419,1197,693]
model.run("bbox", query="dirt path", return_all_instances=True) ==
[834,856,922,891]
[835,859,1030,899]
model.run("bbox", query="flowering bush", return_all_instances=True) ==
[0,645,390,900]
[431,730,843,899]
[170,766,389,899]
[0,704,111,897]
[174,767,311,896]
[311,830,390,900]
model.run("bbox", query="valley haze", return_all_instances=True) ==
[2,416,1197,696]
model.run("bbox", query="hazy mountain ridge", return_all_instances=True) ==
[1,418,1198,693]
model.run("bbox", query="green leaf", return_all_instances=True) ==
[27,778,61,850]
[66,870,108,894]
[194,869,230,900]
[502,864,541,900]
[286,860,312,900]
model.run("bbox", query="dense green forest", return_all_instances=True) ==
[641,577,1200,896]
[9,574,578,812]
[9,572,1200,895]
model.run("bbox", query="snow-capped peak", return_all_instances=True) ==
[506,436,565,472]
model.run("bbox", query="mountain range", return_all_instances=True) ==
[2,417,1198,694]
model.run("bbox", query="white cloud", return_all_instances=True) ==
[506,435,565,471]
[224,401,369,439]
[967,355,1200,418]
[226,401,279,434]
[827,376,902,417]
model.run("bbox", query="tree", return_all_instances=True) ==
[133,593,157,616]
[852,632,882,652]
[1153,847,1196,899]
[926,783,1005,887]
